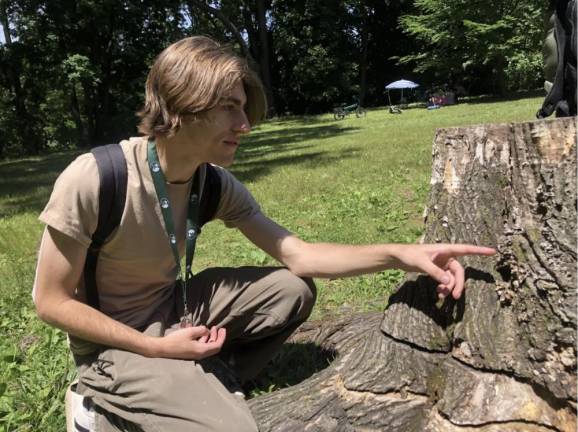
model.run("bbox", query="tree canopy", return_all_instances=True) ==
[398,0,546,94]
[0,0,549,157]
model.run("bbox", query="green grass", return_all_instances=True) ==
[0,96,542,430]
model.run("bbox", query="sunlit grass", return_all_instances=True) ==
[0,96,543,429]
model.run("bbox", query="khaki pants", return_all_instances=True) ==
[74,267,316,431]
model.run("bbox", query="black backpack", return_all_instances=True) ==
[84,144,221,310]
[538,0,577,118]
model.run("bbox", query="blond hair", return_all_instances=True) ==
[137,36,266,137]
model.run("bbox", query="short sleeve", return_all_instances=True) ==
[212,166,261,228]
[39,153,100,248]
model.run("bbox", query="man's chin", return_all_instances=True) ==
[214,157,235,168]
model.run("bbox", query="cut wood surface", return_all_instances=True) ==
[250,117,577,432]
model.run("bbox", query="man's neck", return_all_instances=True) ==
[154,135,201,183]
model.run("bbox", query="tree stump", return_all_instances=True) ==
[249,117,577,432]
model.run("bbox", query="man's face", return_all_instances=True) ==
[179,82,251,167]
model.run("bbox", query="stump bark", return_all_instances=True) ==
[249,117,577,431]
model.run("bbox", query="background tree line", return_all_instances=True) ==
[0,0,549,157]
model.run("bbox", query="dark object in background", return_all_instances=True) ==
[537,0,577,118]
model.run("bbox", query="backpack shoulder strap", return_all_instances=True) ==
[84,144,128,310]
[199,163,222,227]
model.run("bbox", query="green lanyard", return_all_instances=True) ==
[147,139,200,327]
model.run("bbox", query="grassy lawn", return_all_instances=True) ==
[0,95,542,430]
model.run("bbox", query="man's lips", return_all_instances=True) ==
[223,140,239,147]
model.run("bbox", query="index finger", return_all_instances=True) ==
[438,244,496,257]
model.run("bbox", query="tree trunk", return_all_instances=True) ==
[0,0,10,44]
[255,0,275,116]
[187,0,252,61]
[0,0,42,154]
[358,27,369,107]
[93,12,115,147]
[189,1,275,117]
[70,83,88,147]
[249,117,577,432]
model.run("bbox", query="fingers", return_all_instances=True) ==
[430,243,491,300]
[195,327,226,359]
[401,243,493,303]
[421,259,451,286]
[187,325,209,339]
[436,259,466,300]
[449,259,465,299]
[158,325,227,360]
[209,325,218,343]
[197,326,219,344]
[436,244,496,258]
[436,269,454,299]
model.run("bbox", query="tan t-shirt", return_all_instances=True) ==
[39,137,260,353]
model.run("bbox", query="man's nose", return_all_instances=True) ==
[234,111,251,134]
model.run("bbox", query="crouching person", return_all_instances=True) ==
[34,36,494,431]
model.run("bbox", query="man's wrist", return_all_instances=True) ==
[135,334,162,358]
[380,243,403,269]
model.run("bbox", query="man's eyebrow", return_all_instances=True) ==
[221,96,246,108]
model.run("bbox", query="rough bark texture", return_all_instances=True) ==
[249,117,577,432]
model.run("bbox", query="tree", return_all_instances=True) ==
[399,0,548,94]
[0,0,422,155]
[248,117,577,431]
[3,0,546,155]
[45,0,186,147]
[0,0,193,154]
[270,0,359,114]
[0,0,46,155]
[186,0,252,59]
[185,0,277,116]
[246,0,276,115]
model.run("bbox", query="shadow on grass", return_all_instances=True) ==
[266,114,336,126]
[237,123,359,157]
[0,122,359,217]
[0,152,81,218]
[232,147,359,184]
[245,342,336,398]
[232,123,360,183]
[458,89,543,106]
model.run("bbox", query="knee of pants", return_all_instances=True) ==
[300,276,317,317]
[279,270,317,320]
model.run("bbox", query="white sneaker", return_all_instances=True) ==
[65,382,95,432]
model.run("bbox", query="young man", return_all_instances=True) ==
[34,36,495,431]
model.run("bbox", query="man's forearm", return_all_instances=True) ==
[240,215,406,279]
[286,241,402,278]
[35,223,224,361]
[37,296,158,357]
[285,240,495,300]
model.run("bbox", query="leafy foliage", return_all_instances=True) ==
[0,0,548,157]
[0,0,189,156]
[270,0,358,113]
[398,0,548,93]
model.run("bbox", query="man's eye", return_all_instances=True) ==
[222,104,235,111]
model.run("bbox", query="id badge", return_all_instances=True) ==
[175,279,192,328]
[180,315,192,328]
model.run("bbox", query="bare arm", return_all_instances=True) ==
[34,227,225,359]
[238,213,496,299]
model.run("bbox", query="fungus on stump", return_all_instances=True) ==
[250,117,577,432]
